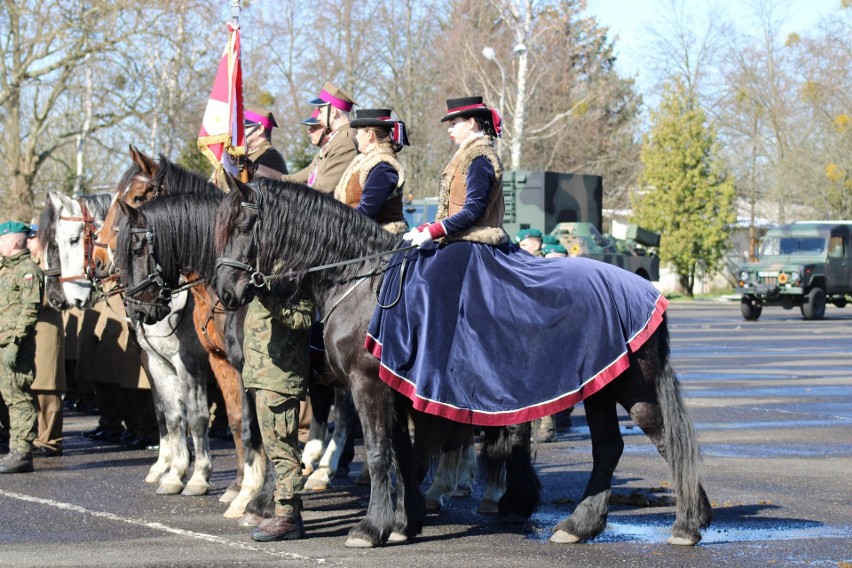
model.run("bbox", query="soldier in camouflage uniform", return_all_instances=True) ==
[0,221,44,474]
[515,228,544,256]
[244,289,313,542]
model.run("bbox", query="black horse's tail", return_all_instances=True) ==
[655,318,713,537]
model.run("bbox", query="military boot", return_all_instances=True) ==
[250,514,305,542]
[0,450,34,474]
[533,415,557,444]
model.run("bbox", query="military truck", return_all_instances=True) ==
[403,170,661,280]
[735,221,852,320]
[550,221,660,281]
[502,170,660,280]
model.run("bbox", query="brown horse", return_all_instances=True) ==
[94,147,266,518]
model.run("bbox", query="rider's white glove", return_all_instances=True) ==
[410,230,433,247]
[404,222,446,247]
[402,228,421,242]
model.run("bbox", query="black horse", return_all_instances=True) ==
[213,175,712,548]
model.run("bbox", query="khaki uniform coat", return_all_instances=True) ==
[92,292,150,390]
[74,304,103,383]
[62,308,83,362]
[31,299,66,392]
[284,123,358,193]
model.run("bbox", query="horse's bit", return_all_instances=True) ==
[123,227,171,307]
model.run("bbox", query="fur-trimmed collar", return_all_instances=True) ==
[333,143,405,203]
[434,136,504,245]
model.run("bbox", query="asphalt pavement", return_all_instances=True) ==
[1,301,850,567]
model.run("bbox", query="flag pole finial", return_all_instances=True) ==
[231,0,241,24]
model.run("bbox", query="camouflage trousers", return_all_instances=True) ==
[254,389,305,516]
[0,366,37,455]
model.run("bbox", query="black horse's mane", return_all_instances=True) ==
[81,192,115,222]
[115,193,222,287]
[156,155,221,197]
[37,203,57,250]
[216,177,400,294]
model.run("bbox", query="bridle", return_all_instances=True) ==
[214,185,416,322]
[127,173,160,199]
[96,173,163,297]
[215,184,267,288]
[57,197,99,284]
[123,226,203,308]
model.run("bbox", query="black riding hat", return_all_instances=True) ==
[350,108,410,147]
[440,96,492,122]
[349,108,395,129]
[440,96,502,137]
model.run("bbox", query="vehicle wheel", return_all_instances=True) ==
[833,298,847,308]
[740,296,762,320]
[802,288,826,320]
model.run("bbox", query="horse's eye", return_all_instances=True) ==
[133,195,145,203]
[69,237,80,245]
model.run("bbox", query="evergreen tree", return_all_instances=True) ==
[633,79,736,296]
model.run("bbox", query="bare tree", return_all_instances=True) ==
[787,4,852,218]
[0,1,150,218]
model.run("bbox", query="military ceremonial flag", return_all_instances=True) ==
[198,23,245,177]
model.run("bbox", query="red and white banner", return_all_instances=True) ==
[197,23,245,176]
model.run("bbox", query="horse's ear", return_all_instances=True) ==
[130,145,157,177]
[224,172,251,201]
[117,200,141,225]
[49,191,74,212]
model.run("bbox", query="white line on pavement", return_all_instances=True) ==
[0,488,329,564]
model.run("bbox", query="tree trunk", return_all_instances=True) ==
[679,272,694,297]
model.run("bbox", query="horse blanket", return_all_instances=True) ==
[365,241,668,426]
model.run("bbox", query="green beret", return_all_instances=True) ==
[543,243,568,255]
[515,228,543,242]
[541,234,559,246]
[0,221,31,236]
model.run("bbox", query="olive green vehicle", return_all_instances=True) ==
[736,221,852,320]
[501,171,660,280]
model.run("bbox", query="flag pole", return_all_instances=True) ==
[231,0,240,25]
[230,0,250,182]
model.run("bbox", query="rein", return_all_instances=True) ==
[215,188,417,327]
[216,243,417,286]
